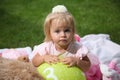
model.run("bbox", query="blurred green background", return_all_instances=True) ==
[0,0,120,48]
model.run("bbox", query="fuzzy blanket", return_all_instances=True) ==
[0,57,44,80]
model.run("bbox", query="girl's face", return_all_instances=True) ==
[50,19,74,50]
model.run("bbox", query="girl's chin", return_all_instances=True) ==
[59,43,68,48]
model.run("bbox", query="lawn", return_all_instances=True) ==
[0,0,120,48]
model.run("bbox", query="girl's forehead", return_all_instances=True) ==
[51,18,70,28]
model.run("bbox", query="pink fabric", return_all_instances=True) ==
[2,49,28,59]
[109,59,120,74]
[85,65,102,80]
[85,54,102,80]
[75,34,102,80]
[32,41,88,59]
[104,59,120,80]
[74,34,80,42]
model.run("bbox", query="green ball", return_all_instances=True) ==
[37,63,86,80]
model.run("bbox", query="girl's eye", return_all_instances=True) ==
[55,30,60,33]
[64,29,71,32]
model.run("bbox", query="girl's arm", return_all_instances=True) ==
[32,53,44,67]
[77,55,91,72]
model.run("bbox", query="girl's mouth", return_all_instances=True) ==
[60,40,67,43]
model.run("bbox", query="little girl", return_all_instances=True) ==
[32,5,91,72]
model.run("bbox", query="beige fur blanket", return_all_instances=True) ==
[0,57,44,80]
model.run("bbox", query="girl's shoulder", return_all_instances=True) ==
[32,41,54,56]
[72,41,82,48]
[72,41,89,53]
[67,41,82,53]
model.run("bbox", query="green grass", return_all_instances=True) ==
[0,0,120,48]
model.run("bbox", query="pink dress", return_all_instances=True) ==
[32,41,88,59]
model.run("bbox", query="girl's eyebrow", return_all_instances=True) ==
[65,27,72,29]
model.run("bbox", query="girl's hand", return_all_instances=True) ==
[60,56,78,67]
[43,54,60,64]
[44,48,59,64]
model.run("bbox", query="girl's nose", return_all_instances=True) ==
[60,32,66,37]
